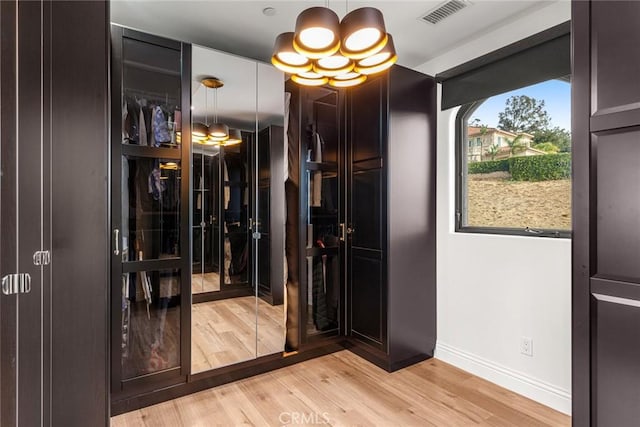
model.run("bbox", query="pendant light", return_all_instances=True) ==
[293,7,341,59]
[272,4,395,88]
[192,121,209,142]
[223,129,243,146]
[202,77,229,142]
[313,53,354,77]
[272,32,313,74]
[208,123,229,140]
[291,71,329,87]
[354,34,397,75]
[339,8,388,60]
[329,72,367,88]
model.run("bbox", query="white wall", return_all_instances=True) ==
[414,1,572,414]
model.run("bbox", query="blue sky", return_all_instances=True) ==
[470,79,571,131]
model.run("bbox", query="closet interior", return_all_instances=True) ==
[110,25,435,414]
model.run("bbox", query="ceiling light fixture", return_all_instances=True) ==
[313,53,354,76]
[271,32,313,74]
[354,34,397,75]
[340,7,388,59]
[224,128,243,146]
[291,71,329,86]
[192,121,209,141]
[202,77,229,144]
[193,77,240,146]
[272,4,395,87]
[329,72,367,88]
[293,7,341,59]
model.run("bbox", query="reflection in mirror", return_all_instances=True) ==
[191,46,257,373]
[189,46,286,374]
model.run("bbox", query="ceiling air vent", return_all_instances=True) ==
[421,0,471,25]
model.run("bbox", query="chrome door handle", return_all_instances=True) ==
[33,250,51,266]
[114,229,120,256]
[2,273,31,295]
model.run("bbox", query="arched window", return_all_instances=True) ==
[455,79,571,236]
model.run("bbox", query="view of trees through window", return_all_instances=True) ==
[462,79,571,232]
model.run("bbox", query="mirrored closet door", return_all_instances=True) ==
[256,62,286,358]
[190,46,286,374]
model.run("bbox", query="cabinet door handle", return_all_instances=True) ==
[339,223,346,241]
[114,229,120,256]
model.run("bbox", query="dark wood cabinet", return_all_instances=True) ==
[110,25,192,400]
[348,77,387,351]
[573,1,640,425]
[346,66,437,371]
[1,1,109,426]
[286,66,437,369]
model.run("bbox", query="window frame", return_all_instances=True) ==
[454,100,571,239]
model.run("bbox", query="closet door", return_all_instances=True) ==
[347,76,387,351]
[0,1,47,425]
[298,86,344,343]
[573,2,640,425]
[2,1,109,425]
[110,26,191,397]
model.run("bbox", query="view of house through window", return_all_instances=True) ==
[460,79,571,233]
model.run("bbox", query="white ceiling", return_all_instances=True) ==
[111,0,557,69]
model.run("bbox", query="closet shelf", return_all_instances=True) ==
[122,144,181,160]
[124,59,181,77]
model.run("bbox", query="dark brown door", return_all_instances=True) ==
[347,76,387,351]
[573,1,640,425]
[0,1,47,425]
[2,1,110,426]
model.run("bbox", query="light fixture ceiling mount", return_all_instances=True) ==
[272,4,397,87]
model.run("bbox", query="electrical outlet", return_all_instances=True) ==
[520,337,533,357]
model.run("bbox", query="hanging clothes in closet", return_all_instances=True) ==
[122,95,179,148]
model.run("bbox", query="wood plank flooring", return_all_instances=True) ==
[192,272,222,294]
[191,296,284,373]
[112,350,570,426]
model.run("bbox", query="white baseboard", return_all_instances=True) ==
[435,342,571,415]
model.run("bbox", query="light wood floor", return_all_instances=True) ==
[112,350,570,426]
[192,272,222,294]
[191,296,284,373]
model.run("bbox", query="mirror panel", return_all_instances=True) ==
[191,46,257,373]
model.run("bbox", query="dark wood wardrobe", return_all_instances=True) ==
[109,26,193,402]
[286,66,437,370]
[346,66,437,371]
[0,1,110,426]
[573,0,640,425]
